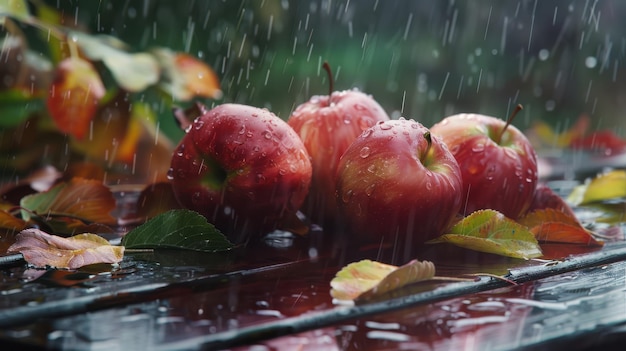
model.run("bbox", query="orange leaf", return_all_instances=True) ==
[70,91,131,162]
[530,222,603,246]
[7,228,124,269]
[0,209,26,232]
[46,57,105,140]
[519,208,603,246]
[175,53,222,99]
[20,178,116,226]
[518,208,580,228]
[154,48,222,101]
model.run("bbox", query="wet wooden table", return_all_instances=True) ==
[1,221,626,350]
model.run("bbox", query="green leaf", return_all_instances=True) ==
[427,209,542,259]
[330,259,436,302]
[121,209,234,252]
[0,89,44,127]
[70,31,160,92]
[0,0,31,22]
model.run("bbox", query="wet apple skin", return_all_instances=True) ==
[431,114,538,219]
[170,103,312,242]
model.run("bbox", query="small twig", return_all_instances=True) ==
[124,249,155,253]
[465,272,519,286]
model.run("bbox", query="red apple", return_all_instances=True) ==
[287,63,389,228]
[527,183,577,219]
[430,106,538,219]
[335,118,463,245]
[169,103,312,243]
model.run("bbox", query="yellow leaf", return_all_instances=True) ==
[580,170,626,205]
[0,0,30,22]
[330,259,435,302]
[530,114,590,149]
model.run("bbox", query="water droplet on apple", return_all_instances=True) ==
[358,117,374,130]
[175,144,185,157]
[238,126,246,134]
[487,165,496,173]
[353,103,366,111]
[167,167,175,180]
[224,206,233,215]
[379,123,392,130]
[425,181,432,190]
[263,131,272,139]
[192,191,201,204]
[278,168,287,175]
[504,148,517,159]
[449,145,460,154]
[472,143,485,153]
[367,164,376,173]
[256,173,266,183]
[341,189,353,203]
[365,183,376,196]
[194,120,205,130]
[525,178,533,183]
[410,123,419,129]
[359,146,371,158]
[361,129,373,138]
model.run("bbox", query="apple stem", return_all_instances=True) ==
[497,104,523,143]
[322,61,334,96]
[422,131,432,163]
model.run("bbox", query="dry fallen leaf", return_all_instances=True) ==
[8,228,124,269]
[330,259,436,302]
[0,209,26,232]
[20,177,117,226]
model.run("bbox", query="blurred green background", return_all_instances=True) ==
[45,0,625,142]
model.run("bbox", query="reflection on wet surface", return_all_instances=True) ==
[1,229,626,350]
